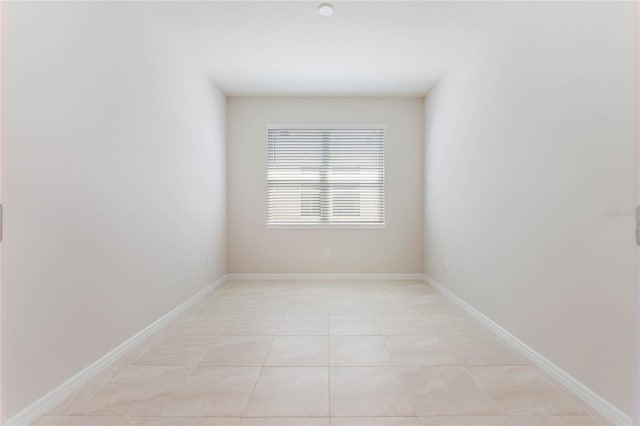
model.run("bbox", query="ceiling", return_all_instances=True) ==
[144,1,506,97]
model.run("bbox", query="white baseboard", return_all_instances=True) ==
[6,274,229,426]
[227,273,425,281]
[423,275,632,426]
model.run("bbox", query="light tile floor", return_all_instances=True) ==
[34,280,609,426]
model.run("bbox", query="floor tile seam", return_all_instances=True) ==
[240,320,283,418]
[378,333,418,419]
[461,364,520,419]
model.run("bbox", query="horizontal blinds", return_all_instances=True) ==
[267,128,385,225]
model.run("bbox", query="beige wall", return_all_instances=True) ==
[424,2,637,415]
[228,97,423,274]
[2,2,227,419]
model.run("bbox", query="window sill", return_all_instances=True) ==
[265,223,386,230]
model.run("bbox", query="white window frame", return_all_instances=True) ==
[265,123,387,229]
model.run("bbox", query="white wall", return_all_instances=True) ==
[424,1,636,416]
[2,2,227,419]
[228,97,423,274]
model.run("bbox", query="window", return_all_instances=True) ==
[267,126,385,227]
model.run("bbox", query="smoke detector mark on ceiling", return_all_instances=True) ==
[318,3,334,17]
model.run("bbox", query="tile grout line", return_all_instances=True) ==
[239,311,285,419]
[375,313,419,420]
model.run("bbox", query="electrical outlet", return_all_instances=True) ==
[324,248,331,257]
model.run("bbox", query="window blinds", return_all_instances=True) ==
[267,127,385,226]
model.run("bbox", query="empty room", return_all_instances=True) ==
[2,1,638,426]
